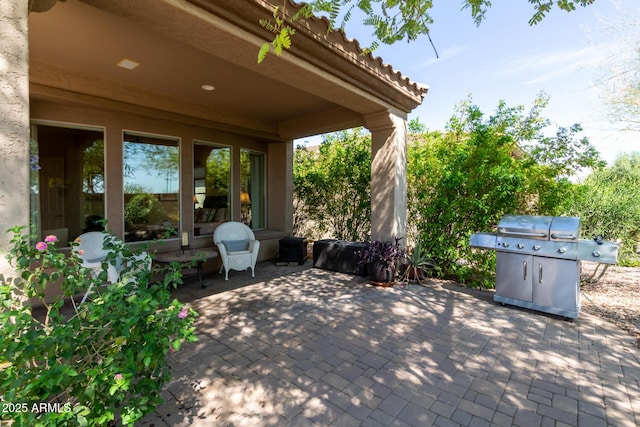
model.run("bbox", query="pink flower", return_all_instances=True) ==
[44,235,57,243]
[77,249,85,256]
[178,307,189,319]
[169,346,175,353]
[114,373,123,381]
[35,242,47,251]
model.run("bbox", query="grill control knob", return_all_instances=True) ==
[501,242,510,248]
[517,243,525,249]
[558,247,566,254]
[533,245,541,251]
[592,250,601,257]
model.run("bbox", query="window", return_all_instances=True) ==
[193,143,230,235]
[30,123,105,246]
[123,132,179,242]
[240,149,265,229]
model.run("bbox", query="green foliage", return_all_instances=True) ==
[568,152,640,265]
[520,117,605,216]
[293,129,371,241]
[398,236,436,285]
[407,94,604,286]
[82,139,104,193]
[258,0,598,61]
[407,117,427,134]
[525,123,606,178]
[0,227,197,426]
[464,0,596,26]
[258,4,313,63]
[206,148,231,196]
[526,0,596,25]
[358,1,434,45]
[408,114,527,285]
[292,96,631,287]
[291,95,617,287]
[124,193,167,226]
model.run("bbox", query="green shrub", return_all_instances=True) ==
[124,193,167,226]
[568,153,640,265]
[0,227,197,426]
[407,95,604,286]
[293,129,371,241]
[407,125,524,285]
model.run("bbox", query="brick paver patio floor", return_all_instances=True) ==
[140,261,640,426]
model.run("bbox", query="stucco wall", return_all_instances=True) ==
[0,0,30,278]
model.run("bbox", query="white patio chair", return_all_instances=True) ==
[72,231,151,303]
[213,222,260,280]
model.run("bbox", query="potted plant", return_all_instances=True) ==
[399,237,436,286]
[358,237,405,286]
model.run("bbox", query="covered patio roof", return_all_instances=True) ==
[28,0,428,140]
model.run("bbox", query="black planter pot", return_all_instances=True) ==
[368,261,396,286]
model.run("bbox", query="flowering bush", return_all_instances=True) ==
[0,226,198,426]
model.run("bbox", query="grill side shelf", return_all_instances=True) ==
[469,232,497,250]
[577,240,619,264]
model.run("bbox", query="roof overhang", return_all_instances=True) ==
[28,0,428,140]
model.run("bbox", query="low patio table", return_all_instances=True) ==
[154,249,218,288]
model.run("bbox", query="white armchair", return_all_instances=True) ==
[72,231,151,303]
[213,222,260,280]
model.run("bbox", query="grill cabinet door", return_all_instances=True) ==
[496,252,533,302]
[532,257,580,312]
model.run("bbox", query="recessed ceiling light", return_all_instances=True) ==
[117,58,140,70]
[201,84,215,91]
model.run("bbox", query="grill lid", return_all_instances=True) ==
[497,215,552,240]
[549,216,580,242]
[471,214,616,263]
[497,215,580,242]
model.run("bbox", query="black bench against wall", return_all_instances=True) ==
[312,239,367,276]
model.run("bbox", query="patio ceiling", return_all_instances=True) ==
[28,0,427,140]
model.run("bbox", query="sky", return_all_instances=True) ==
[297,0,639,166]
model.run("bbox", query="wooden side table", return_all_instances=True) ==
[155,249,218,288]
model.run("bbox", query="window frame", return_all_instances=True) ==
[240,148,266,230]
[29,120,106,247]
[122,130,181,242]
[193,140,233,236]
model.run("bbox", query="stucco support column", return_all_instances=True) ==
[0,0,30,276]
[267,140,293,233]
[365,109,408,244]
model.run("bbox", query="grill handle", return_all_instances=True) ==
[523,261,527,281]
[500,231,547,238]
[539,264,543,284]
[551,233,577,240]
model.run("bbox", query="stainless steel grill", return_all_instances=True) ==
[470,214,619,319]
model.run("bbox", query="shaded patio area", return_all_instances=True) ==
[141,261,640,426]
